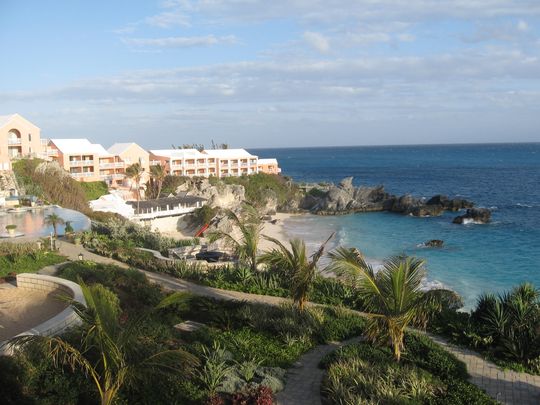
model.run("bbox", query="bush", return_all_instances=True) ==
[321,336,496,405]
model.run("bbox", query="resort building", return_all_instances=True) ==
[0,114,47,170]
[257,158,281,175]
[202,149,259,177]
[149,149,214,177]
[107,143,150,187]
[48,139,115,183]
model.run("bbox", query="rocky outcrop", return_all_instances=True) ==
[424,239,444,248]
[304,177,475,219]
[177,179,245,210]
[452,208,491,224]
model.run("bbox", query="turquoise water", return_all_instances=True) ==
[252,144,540,309]
[0,207,90,237]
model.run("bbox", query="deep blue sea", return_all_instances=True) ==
[250,144,540,308]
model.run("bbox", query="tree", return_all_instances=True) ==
[126,163,144,214]
[327,248,440,361]
[11,283,197,405]
[207,204,262,272]
[44,213,65,237]
[260,233,333,310]
[149,164,166,199]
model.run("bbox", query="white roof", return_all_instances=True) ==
[50,139,111,156]
[150,149,204,159]
[202,149,257,159]
[108,143,135,155]
[258,158,278,165]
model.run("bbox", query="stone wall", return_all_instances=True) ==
[0,273,86,356]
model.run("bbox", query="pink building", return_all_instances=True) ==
[0,114,46,170]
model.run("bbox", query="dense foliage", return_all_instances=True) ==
[12,159,90,212]
[80,181,109,201]
[1,261,365,405]
[84,218,199,254]
[320,334,496,405]
[0,241,65,277]
[432,283,540,374]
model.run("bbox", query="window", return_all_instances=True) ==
[28,133,32,142]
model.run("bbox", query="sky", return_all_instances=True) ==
[1,0,540,148]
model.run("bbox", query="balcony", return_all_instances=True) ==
[8,138,21,145]
[40,139,49,145]
[99,162,124,169]
[71,172,95,178]
[70,160,94,166]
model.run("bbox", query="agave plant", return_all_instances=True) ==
[327,247,443,361]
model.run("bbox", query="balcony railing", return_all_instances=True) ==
[70,160,94,166]
[71,172,95,178]
[8,138,21,145]
[99,162,124,169]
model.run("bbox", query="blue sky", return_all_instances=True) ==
[1,0,539,148]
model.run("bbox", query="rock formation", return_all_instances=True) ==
[424,239,444,248]
[452,208,492,224]
[303,177,474,219]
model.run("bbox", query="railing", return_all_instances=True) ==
[46,150,58,156]
[41,139,49,145]
[7,138,21,145]
[70,160,94,166]
[70,172,95,178]
[99,162,124,169]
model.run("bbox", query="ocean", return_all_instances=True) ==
[250,143,540,309]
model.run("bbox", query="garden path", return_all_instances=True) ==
[55,241,540,405]
[275,336,363,405]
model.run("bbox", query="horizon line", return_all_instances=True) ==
[246,140,540,150]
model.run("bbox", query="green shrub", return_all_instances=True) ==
[80,181,109,201]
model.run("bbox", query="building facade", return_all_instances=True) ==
[0,114,46,170]
[257,158,281,175]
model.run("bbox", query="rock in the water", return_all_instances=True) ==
[427,195,474,211]
[452,208,491,224]
[425,239,444,248]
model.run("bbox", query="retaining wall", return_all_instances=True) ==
[0,273,86,355]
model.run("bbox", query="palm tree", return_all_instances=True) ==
[11,282,197,405]
[44,213,65,238]
[260,233,334,310]
[327,248,438,361]
[150,164,166,199]
[208,204,263,272]
[126,163,144,214]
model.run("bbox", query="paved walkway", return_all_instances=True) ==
[55,241,540,405]
[275,337,362,405]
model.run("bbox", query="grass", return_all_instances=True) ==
[0,252,65,277]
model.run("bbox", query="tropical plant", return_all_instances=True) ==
[149,164,166,199]
[327,248,441,361]
[260,234,333,310]
[476,283,540,362]
[126,163,145,214]
[208,204,263,272]
[44,213,65,237]
[10,282,197,405]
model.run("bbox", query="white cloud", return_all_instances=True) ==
[517,20,529,32]
[303,31,330,53]
[145,9,191,28]
[122,35,237,48]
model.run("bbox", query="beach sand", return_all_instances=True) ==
[0,286,68,341]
